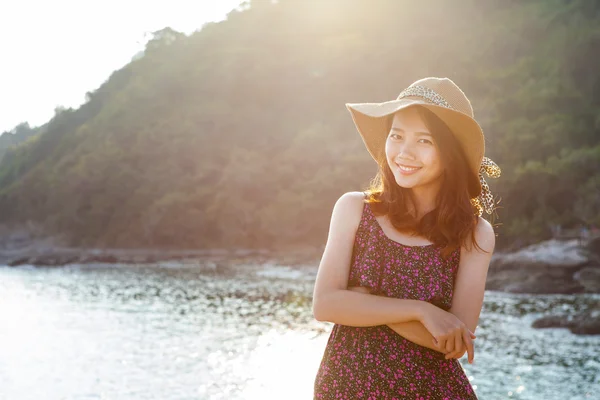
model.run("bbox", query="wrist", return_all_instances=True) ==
[414,300,431,323]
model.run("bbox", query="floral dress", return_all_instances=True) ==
[313,200,478,399]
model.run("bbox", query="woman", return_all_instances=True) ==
[312,77,501,399]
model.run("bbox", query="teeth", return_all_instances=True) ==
[398,165,419,172]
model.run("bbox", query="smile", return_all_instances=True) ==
[397,163,422,174]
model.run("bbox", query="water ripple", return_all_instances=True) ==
[0,262,597,400]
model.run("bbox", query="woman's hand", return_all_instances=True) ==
[347,286,475,362]
[419,302,476,364]
[443,332,474,360]
[444,346,468,360]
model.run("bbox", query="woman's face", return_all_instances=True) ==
[385,107,444,196]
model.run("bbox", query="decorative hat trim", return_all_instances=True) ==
[397,85,457,111]
[472,157,501,216]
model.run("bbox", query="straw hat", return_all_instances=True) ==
[346,77,501,215]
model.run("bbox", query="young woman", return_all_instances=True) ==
[312,77,501,399]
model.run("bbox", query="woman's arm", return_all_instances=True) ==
[314,287,427,326]
[383,218,494,360]
[449,217,495,333]
[312,192,476,361]
[346,286,476,358]
[387,218,494,360]
[346,286,440,352]
[388,321,441,351]
[312,192,427,326]
[440,217,495,362]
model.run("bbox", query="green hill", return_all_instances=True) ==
[0,123,39,162]
[0,0,598,250]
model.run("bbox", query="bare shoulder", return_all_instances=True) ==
[471,216,496,254]
[336,190,368,205]
[332,191,367,229]
[312,191,367,318]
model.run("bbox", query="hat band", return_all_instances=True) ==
[473,157,502,216]
[397,85,456,111]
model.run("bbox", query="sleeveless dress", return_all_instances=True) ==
[313,199,478,400]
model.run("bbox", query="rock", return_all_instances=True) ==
[2,247,241,267]
[33,254,80,266]
[573,266,600,293]
[7,252,98,267]
[7,256,31,267]
[571,321,600,335]
[76,254,95,264]
[486,263,586,294]
[131,254,156,264]
[532,316,571,329]
[91,254,119,263]
[492,239,588,270]
[486,239,595,294]
[486,266,585,294]
[532,311,600,335]
[586,236,600,255]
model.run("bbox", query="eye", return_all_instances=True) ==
[390,133,403,140]
[419,138,433,145]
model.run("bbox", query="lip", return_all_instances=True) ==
[396,163,422,175]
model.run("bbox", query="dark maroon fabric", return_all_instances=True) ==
[313,201,478,400]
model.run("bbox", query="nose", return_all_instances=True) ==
[396,141,416,161]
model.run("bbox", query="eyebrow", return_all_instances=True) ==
[390,127,432,136]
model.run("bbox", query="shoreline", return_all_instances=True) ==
[2,236,599,294]
[0,243,324,269]
[2,238,599,336]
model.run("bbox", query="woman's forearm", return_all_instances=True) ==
[313,289,426,327]
[387,321,442,353]
[336,287,458,356]
[339,287,439,351]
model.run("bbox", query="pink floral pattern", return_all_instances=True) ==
[313,201,478,399]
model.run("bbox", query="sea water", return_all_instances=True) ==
[0,261,597,400]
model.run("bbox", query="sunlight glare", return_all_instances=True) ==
[0,0,243,132]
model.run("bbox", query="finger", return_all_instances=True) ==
[439,337,449,352]
[434,336,446,351]
[445,335,454,353]
[462,329,475,364]
[446,349,467,360]
[469,330,477,339]
[445,340,464,359]
[454,331,461,355]
[445,332,464,360]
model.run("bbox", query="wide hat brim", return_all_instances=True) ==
[346,98,485,198]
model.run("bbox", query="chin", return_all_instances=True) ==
[393,170,439,190]
[393,176,418,189]
[396,182,417,190]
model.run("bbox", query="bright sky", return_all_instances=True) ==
[1,0,244,133]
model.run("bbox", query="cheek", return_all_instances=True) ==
[384,139,393,153]
[423,148,442,169]
[384,140,396,159]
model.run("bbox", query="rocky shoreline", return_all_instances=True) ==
[1,246,272,267]
[2,231,599,335]
[485,237,600,335]
[532,310,600,335]
[4,236,599,294]
[0,229,322,269]
[486,238,600,294]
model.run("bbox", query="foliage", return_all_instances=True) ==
[0,0,598,249]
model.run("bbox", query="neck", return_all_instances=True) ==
[408,186,439,219]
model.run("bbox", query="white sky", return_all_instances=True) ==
[0,0,244,133]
